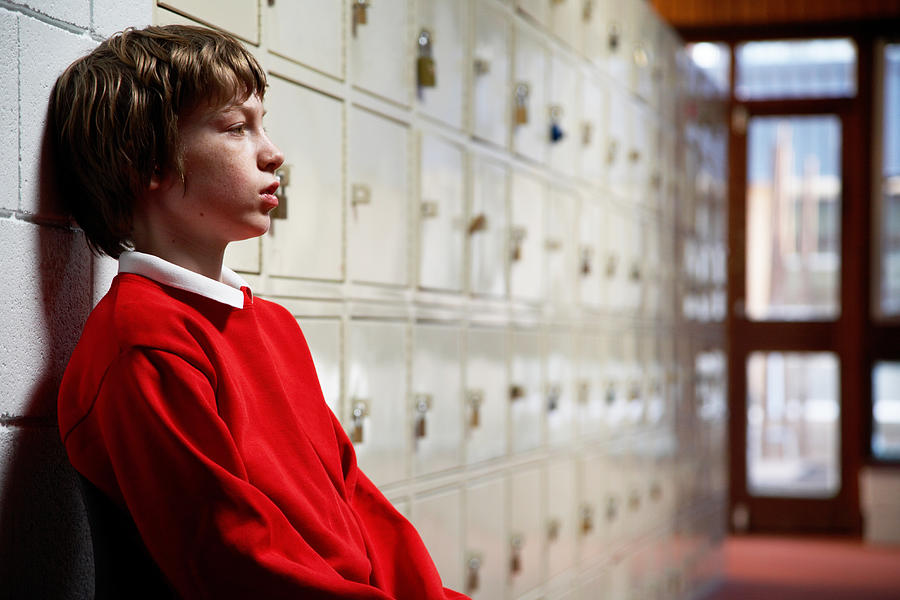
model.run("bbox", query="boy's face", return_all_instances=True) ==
[150,93,284,253]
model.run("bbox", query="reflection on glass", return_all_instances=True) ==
[746,352,840,498]
[736,38,857,100]
[877,44,900,317]
[873,362,900,460]
[745,116,841,320]
[687,42,730,96]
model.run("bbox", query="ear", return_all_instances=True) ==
[148,167,163,191]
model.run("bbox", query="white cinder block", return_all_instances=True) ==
[0,425,95,599]
[7,0,90,28]
[18,15,95,217]
[0,218,91,417]
[91,0,152,39]
[0,9,18,212]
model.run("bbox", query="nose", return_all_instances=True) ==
[259,132,285,173]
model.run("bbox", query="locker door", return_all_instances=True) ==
[580,74,606,184]
[509,467,544,598]
[419,133,465,291]
[510,171,545,303]
[350,0,411,106]
[545,188,578,309]
[348,107,409,287]
[346,320,408,486]
[575,333,604,440]
[465,327,508,464]
[159,0,258,43]
[267,0,342,79]
[465,477,507,600]
[298,317,342,417]
[417,0,466,129]
[547,53,579,179]
[546,331,576,448]
[470,158,509,298]
[512,21,548,164]
[412,323,463,475]
[549,0,583,52]
[265,76,343,281]
[472,1,511,149]
[413,487,463,591]
[509,329,544,454]
[577,198,602,309]
[546,459,577,579]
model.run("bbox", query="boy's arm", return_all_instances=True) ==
[83,346,400,600]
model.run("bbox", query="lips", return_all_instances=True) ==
[260,181,280,211]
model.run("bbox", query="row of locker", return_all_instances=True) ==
[298,316,728,485]
[159,0,682,196]
[397,454,728,600]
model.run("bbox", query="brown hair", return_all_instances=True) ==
[48,24,267,258]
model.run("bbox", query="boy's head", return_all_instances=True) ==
[49,24,267,258]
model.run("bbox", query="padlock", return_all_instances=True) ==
[509,535,524,574]
[606,253,618,277]
[514,83,530,125]
[467,213,488,235]
[417,29,436,88]
[349,399,369,444]
[467,390,483,429]
[577,380,590,404]
[582,121,593,146]
[547,518,561,542]
[605,383,616,405]
[351,0,370,37]
[580,504,594,534]
[270,165,290,220]
[414,394,431,440]
[606,139,618,164]
[510,226,526,262]
[580,245,593,276]
[582,0,593,22]
[509,384,525,401]
[606,496,618,521]
[549,105,564,143]
[546,383,561,412]
[465,555,482,594]
[608,22,620,53]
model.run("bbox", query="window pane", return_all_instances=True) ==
[876,44,900,317]
[873,362,900,460]
[746,352,840,498]
[736,38,857,100]
[746,116,842,320]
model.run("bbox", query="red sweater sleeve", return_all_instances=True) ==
[90,347,405,599]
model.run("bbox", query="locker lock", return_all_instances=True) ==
[413,394,432,440]
[628,489,641,511]
[421,200,439,218]
[509,384,526,402]
[630,262,643,282]
[577,380,591,404]
[547,517,561,542]
[351,0,371,37]
[510,226,527,261]
[633,44,649,68]
[467,213,488,235]
[270,165,290,220]
[509,534,524,575]
[605,383,616,405]
[514,83,530,125]
[466,389,484,429]
[606,253,618,278]
[583,0,594,22]
[546,383,561,412]
[473,57,490,76]
[351,183,371,210]
[580,504,595,534]
[606,496,618,521]
[606,139,618,165]
[650,481,663,501]
[608,22,620,53]
[548,105,564,143]
[580,245,593,276]
[349,399,369,444]
[417,29,437,88]
[582,121,593,146]
[465,553,483,594]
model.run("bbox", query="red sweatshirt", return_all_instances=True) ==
[58,252,467,600]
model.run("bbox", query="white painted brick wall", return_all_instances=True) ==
[0,1,152,598]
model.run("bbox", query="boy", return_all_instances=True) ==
[52,24,468,599]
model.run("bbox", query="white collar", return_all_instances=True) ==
[118,251,250,309]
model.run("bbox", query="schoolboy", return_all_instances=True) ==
[52,24,468,599]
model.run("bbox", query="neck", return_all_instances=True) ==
[131,225,226,282]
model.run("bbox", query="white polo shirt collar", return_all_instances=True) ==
[118,251,249,309]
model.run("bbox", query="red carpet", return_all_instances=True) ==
[701,535,900,600]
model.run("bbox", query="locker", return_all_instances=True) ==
[298,317,342,417]
[419,133,465,291]
[509,467,544,598]
[509,329,544,454]
[411,323,463,475]
[412,487,464,591]
[512,21,548,164]
[549,0,584,52]
[159,0,258,43]
[579,73,606,183]
[472,1,511,148]
[465,477,507,600]
[348,107,409,287]
[546,331,576,448]
[349,0,411,106]
[266,0,342,79]
[547,53,579,179]
[509,171,546,303]
[265,76,343,281]
[465,327,508,464]
[417,0,466,129]
[576,198,602,309]
[346,320,408,486]
[545,188,578,309]
[575,333,605,440]
[470,158,509,298]
[546,459,577,579]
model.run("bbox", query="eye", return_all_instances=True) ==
[228,123,247,135]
